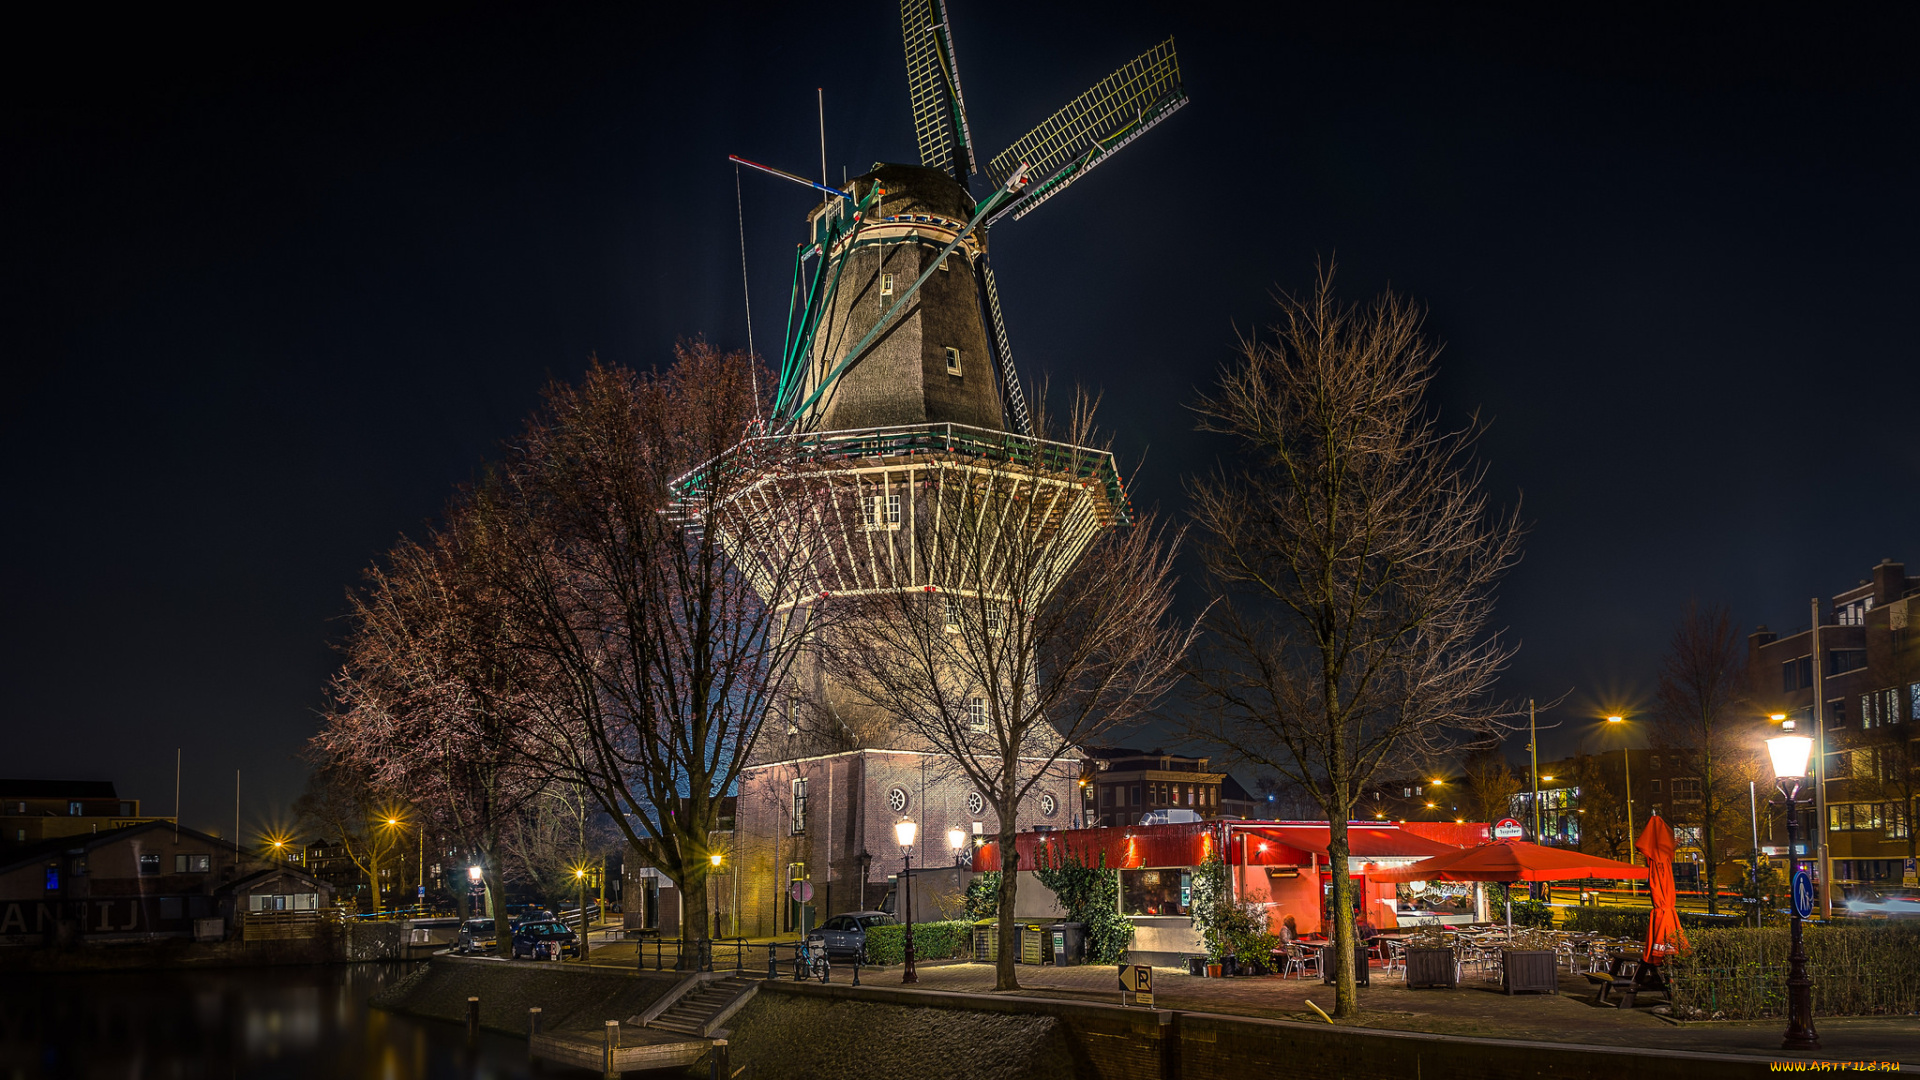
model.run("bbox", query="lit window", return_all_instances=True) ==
[945,347,962,376]
[68,802,82,817]
[791,778,808,835]
[967,697,987,732]
[863,492,901,530]
[880,272,894,296]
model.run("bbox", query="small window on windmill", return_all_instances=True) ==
[945,347,962,376]
[880,272,894,297]
[863,491,901,531]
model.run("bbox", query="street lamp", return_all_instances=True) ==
[895,820,918,984]
[1606,716,1637,895]
[572,866,590,962]
[947,827,967,866]
[1768,729,1819,1052]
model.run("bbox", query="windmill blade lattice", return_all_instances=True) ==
[901,0,977,183]
[978,261,1032,436]
[986,38,1186,220]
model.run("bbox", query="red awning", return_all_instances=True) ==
[1237,825,1464,861]
[1370,839,1650,883]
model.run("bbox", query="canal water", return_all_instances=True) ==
[1,962,543,1079]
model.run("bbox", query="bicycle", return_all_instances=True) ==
[797,935,831,983]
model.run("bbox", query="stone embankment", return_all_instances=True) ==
[372,956,677,1036]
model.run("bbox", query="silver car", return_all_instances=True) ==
[812,911,894,960]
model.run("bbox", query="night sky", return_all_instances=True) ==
[6,3,1917,837]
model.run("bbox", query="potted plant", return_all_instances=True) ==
[1191,852,1232,976]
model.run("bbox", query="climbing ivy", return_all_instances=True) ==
[1034,846,1135,964]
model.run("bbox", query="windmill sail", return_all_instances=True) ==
[902,0,977,183]
[978,260,1032,436]
[986,38,1186,220]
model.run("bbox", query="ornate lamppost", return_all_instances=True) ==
[895,820,918,984]
[1767,726,1820,1052]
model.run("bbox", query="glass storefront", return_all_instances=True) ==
[1120,868,1192,916]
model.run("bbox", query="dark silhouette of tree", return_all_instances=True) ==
[1182,266,1524,1018]
[1650,600,1757,914]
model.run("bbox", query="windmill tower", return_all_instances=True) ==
[698,0,1186,934]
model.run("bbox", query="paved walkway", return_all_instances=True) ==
[883,962,1920,1066]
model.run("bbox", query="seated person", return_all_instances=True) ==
[1354,911,1378,941]
[1279,915,1299,942]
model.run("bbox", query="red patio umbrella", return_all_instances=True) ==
[1371,840,1650,884]
[1635,816,1689,965]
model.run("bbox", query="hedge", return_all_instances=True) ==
[1560,906,1742,938]
[1667,923,1920,1020]
[861,919,974,965]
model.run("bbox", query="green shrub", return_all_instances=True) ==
[964,872,1001,920]
[1561,906,1742,938]
[1667,923,1920,1020]
[861,919,974,965]
[1190,853,1231,964]
[1034,846,1135,964]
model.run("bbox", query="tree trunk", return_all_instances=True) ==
[995,813,1020,991]
[484,866,512,957]
[678,855,711,971]
[1703,814,1719,915]
[1327,816,1358,1018]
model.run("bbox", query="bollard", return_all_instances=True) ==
[767,945,777,981]
[528,1006,542,1036]
[603,1020,620,1079]
[710,1037,729,1080]
[466,996,480,1040]
[852,951,861,987]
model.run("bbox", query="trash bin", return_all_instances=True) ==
[972,920,998,962]
[1049,922,1086,966]
[1019,924,1048,965]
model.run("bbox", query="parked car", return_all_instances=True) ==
[1839,886,1920,918]
[511,919,581,960]
[811,911,894,960]
[456,918,498,954]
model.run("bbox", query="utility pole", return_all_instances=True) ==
[1528,699,1542,840]
[1809,597,1833,919]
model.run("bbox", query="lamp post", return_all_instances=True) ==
[573,867,590,962]
[1606,716,1637,897]
[384,815,425,913]
[711,852,726,939]
[895,820,918,984]
[1768,728,1820,1052]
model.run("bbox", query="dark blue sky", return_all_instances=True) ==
[5,2,1916,835]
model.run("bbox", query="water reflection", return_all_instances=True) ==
[0,962,544,1079]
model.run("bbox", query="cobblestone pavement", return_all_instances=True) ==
[887,962,1920,1066]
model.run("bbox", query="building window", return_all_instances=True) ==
[175,854,211,873]
[863,491,901,530]
[68,802,82,817]
[967,696,986,731]
[44,867,59,890]
[1829,650,1867,676]
[1837,600,1867,626]
[945,347,962,376]
[1131,785,1141,806]
[1671,778,1702,801]
[881,272,894,296]
[1910,682,1920,721]
[790,778,808,835]
[138,853,161,876]
[1650,779,1661,792]
[1119,868,1192,916]
[1829,698,1848,726]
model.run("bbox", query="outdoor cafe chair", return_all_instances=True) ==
[1281,942,1320,980]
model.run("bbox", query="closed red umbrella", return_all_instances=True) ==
[1635,816,1689,965]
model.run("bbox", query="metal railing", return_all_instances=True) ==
[627,937,868,984]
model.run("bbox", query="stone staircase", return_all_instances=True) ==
[646,975,757,1037]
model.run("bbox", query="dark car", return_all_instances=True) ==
[511,919,581,960]
[812,911,894,960]
[455,918,498,954]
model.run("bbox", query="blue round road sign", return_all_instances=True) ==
[1791,869,1815,919]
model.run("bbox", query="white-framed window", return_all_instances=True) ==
[945,347,962,376]
[791,778,808,835]
[880,272,894,296]
[984,602,1002,635]
[863,491,901,530]
[943,595,962,633]
[967,696,987,732]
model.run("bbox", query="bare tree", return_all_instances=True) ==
[1461,749,1523,825]
[1569,753,1629,860]
[292,761,403,912]
[1649,600,1757,914]
[470,346,819,968]
[1183,266,1524,1017]
[818,393,1192,991]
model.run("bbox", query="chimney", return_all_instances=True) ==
[1872,560,1906,607]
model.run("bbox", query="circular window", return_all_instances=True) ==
[966,791,985,816]
[887,787,910,813]
[1039,793,1057,818]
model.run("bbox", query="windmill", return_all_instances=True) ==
[730,0,1187,441]
[686,0,1185,609]
[688,2,1187,935]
